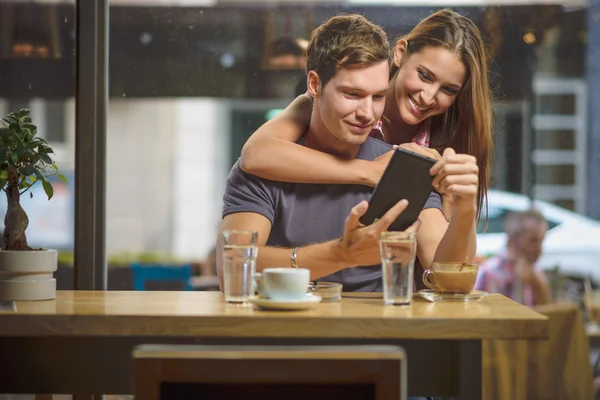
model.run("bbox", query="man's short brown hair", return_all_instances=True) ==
[306,14,390,89]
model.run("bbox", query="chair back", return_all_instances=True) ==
[131,263,193,291]
[133,344,407,400]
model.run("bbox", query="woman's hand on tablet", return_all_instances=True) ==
[430,148,478,214]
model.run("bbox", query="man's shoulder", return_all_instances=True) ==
[223,159,279,222]
[226,160,250,187]
[226,159,244,178]
[227,159,278,188]
[357,137,392,160]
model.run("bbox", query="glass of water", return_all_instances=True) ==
[222,230,258,304]
[380,231,417,306]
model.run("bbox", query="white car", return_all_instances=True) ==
[476,190,600,282]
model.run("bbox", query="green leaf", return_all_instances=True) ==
[58,173,67,183]
[9,123,20,133]
[19,181,32,190]
[0,178,6,189]
[42,179,53,200]
[22,165,35,176]
[36,141,54,153]
[22,129,32,143]
[2,136,14,146]
[39,153,52,164]
[29,175,36,183]
[25,153,39,166]
[10,152,19,164]
[51,163,58,171]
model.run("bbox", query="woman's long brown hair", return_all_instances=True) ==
[390,9,494,225]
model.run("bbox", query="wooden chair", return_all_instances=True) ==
[133,344,406,400]
[130,263,193,291]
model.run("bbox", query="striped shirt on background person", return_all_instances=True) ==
[474,250,535,307]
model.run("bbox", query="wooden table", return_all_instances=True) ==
[0,291,548,399]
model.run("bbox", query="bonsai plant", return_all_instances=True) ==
[0,108,66,300]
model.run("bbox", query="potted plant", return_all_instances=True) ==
[0,108,67,300]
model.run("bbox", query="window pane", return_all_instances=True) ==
[0,1,76,292]
[107,1,593,291]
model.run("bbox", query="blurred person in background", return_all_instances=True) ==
[475,209,551,306]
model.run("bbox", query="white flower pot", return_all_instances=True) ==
[0,249,57,301]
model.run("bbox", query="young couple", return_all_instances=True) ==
[218,9,493,294]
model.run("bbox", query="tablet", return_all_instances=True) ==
[359,147,437,231]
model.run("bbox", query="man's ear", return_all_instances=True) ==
[393,40,408,68]
[307,70,321,98]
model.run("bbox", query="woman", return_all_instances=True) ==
[240,9,493,273]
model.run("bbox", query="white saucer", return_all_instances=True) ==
[250,294,322,311]
[417,289,488,302]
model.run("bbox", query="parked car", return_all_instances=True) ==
[477,190,600,282]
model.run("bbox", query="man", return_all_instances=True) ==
[217,14,471,292]
[475,209,552,306]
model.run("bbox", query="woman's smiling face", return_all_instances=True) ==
[393,44,467,125]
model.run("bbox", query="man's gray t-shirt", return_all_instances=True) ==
[222,137,443,292]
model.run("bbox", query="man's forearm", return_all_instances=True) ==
[434,207,477,263]
[257,240,350,280]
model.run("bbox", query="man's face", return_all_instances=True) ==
[310,60,389,147]
[515,218,548,263]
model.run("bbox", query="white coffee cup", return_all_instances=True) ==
[261,268,310,301]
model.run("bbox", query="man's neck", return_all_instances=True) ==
[304,103,361,159]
